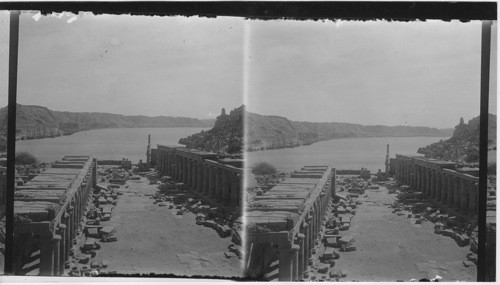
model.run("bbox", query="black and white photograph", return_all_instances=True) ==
[0,2,496,283]
[2,11,245,278]
[243,19,496,282]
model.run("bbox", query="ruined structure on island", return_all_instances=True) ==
[13,156,96,275]
[394,155,479,215]
[156,145,243,208]
[245,166,336,281]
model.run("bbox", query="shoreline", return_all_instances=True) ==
[247,135,451,153]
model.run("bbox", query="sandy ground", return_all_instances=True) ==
[96,176,242,278]
[326,186,476,282]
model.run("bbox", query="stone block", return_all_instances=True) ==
[77,254,90,264]
[317,264,329,274]
[470,239,478,254]
[102,206,113,215]
[87,228,99,238]
[83,238,96,250]
[99,226,116,237]
[441,229,455,237]
[101,214,111,221]
[322,248,340,260]
[339,235,354,245]
[463,261,475,267]
[324,237,339,248]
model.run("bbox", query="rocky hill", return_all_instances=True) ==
[0,104,215,139]
[178,106,244,155]
[247,111,454,150]
[417,114,496,163]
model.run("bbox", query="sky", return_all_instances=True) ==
[0,12,497,128]
[0,12,245,119]
[245,20,497,129]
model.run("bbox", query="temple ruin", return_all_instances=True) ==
[156,145,243,208]
[245,166,336,281]
[13,156,96,275]
[394,155,479,215]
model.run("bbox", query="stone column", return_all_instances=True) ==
[208,166,215,198]
[39,236,55,276]
[186,159,192,187]
[430,170,436,199]
[230,173,239,207]
[63,212,71,262]
[52,234,62,276]
[435,172,442,202]
[57,224,66,274]
[297,233,305,278]
[303,222,310,271]
[441,173,447,205]
[192,160,197,189]
[460,179,469,215]
[306,215,313,261]
[454,177,461,210]
[215,168,222,201]
[447,176,454,207]
[291,244,300,281]
[469,182,478,214]
[222,171,230,206]
[416,166,420,191]
[278,243,296,281]
[203,164,209,195]
[197,161,204,193]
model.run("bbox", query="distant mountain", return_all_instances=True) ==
[0,104,215,139]
[417,114,496,163]
[247,111,453,150]
[178,106,244,155]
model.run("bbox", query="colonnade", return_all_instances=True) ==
[14,156,96,275]
[156,145,242,208]
[395,155,479,215]
[246,166,335,281]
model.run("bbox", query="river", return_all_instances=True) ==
[246,136,449,173]
[15,127,209,163]
[16,129,448,170]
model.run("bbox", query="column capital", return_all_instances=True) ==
[296,233,305,239]
[58,224,67,230]
[291,244,300,252]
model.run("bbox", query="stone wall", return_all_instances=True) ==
[156,145,243,208]
[395,155,479,215]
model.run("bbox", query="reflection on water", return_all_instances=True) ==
[247,136,449,173]
[16,127,209,163]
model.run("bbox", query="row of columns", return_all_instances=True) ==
[276,170,335,281]
[39,160,96,276]
[395,157,478,215]
[157,147,242,207]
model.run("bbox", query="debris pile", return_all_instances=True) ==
[303,177,363,281]
[65,165,128,276]
[151,175,243,259]
[391,184,479,267]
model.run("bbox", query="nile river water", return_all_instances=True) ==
[16,128,448,171]
[16,127,209,163]
[247,136,449,173]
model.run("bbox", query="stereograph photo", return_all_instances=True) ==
[0,4,496,282]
